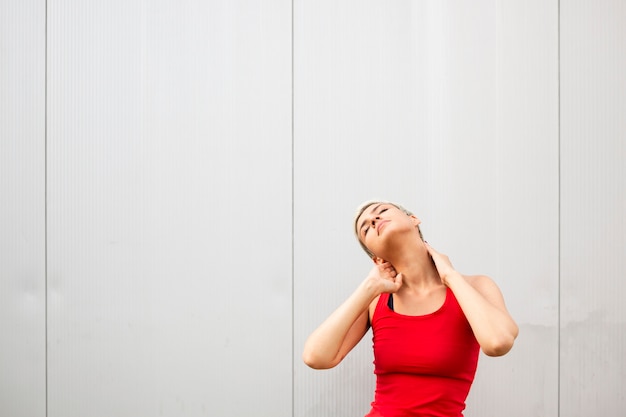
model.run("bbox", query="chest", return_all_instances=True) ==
[371,297,479,378]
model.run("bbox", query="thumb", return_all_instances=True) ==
[394,273,404,290]
[424,241,436,255]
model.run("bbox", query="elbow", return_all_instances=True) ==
[302,351,336,370]
[482,326,519,357]
[482,340,513,357]
[302,347,340,370]
[303,357,328,370]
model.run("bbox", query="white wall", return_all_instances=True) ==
[0,1,46,416]
[560,1,626,416]
[294,1,559,416]
[46,1,292,416]
[1,1,624,416]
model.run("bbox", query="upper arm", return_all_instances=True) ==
[467,274,519,352]
[468,275,511,313]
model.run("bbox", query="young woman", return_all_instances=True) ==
[302,201,518,417]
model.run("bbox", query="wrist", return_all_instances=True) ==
[442,270,462,287]
[361,276,384,297]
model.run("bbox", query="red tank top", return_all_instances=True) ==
[365,288,480,417]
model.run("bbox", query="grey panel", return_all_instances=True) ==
[0,1,47,417]
[294,1,558,416]
[560,1,626,415]
[47,1,291,416]
[467,2,560,415]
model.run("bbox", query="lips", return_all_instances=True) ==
[377,220,389,235]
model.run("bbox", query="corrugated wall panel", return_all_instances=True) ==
[294,1,559,416]
[294,2,434,415]
[47,1,292,416]
[467,2,559,415]
[0,1,47,417]
[560,1,626,415]
[3,2,623,416]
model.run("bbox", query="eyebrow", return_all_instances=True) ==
[359,203,383,234]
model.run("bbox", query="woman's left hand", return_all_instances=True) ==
[425,243,457,286]
[426,242,519,355]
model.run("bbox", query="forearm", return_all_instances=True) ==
[445,272,518,356]
[302,278,378,369]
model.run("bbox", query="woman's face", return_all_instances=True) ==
[356,203,420,259]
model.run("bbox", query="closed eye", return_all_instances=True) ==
[363,207,389,237]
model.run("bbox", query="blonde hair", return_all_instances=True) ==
[353,200,423,258]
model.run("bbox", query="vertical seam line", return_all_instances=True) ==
[557,0,561,416]
[291,0,296,415]
[44,0,49,416]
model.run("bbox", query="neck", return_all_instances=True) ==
[383,240,442,291]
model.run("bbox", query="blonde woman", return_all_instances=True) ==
[303,201,518,417]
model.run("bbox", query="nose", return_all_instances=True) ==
[371,216,380,226]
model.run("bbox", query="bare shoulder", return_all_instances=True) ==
[464,274,496,289]
[464,274,508,307]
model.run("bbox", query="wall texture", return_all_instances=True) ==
[293,2,560,416]
[560,1,626,416]
[1,1,624,416]
[1,2,46,417]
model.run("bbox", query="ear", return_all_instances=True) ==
[410,215,421,227]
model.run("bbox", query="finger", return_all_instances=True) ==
[425,242,441,258]
[382,263,395,272]
[395,273,403,290]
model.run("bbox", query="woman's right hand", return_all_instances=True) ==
[367,262,403,294]
[302,261,403,369]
